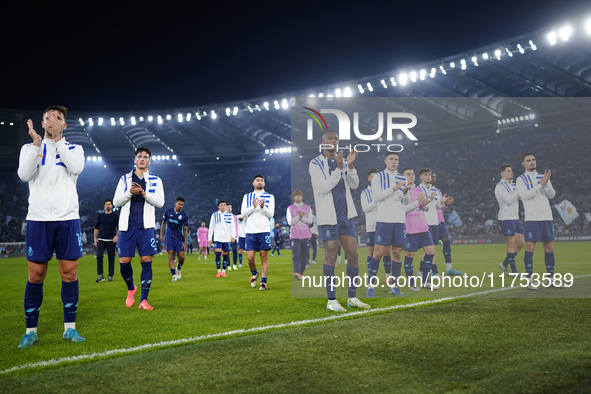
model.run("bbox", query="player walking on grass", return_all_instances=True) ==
[495,164,524,276]
[287,190,313,279]
[310,131,370,311]
[17,105,86,348]
[241,175,274,290]
[160,196,189,281]
[226,203,239,270]
[114,147,164,311]
[516,152,560,289]
[197,221,209,260]
[208,200,236,277]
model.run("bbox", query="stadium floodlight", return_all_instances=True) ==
[225,108,231,116]
[110,117,116,126]
[79,118,84,126]
[409,71,417,82]
[98,117,104,126]
[131,117,136,126]
[186,113,191,121]
[505,48,513,57]
[255,104,261,111]
[178,113,184,122]
[366,82,373,92]
[357,84,365,94]
[460,59,466,70]
[166,114,171,120]
[87,156,91,161]
[233,106,239,115]
[482,52,489,60]
[148,115,154,122]
[119,117,125,126]
[139,116,144,122]
[529,40,537,50]
[449,61,455,68]
[381,79,387,88]
[327,94,333,97]
[419,69,426,80]
[494,49,501,60]
[517,44,525,54]
[281,99,288,109]
[88,118,94,126]
[547,31,557,45]
[92,156,97,161]
[309,94,315,97]
[318,93,324,97]
[172,155,177,160]
[335,88,342,97]
[98,156,102,161]
[439,65,447,75]
[343,87,353,97]
[399,73,408,86]
[157,115,163,124]
[390,76,397,86]
[196,113,201,120]
[430,67,436,77]
[165,155,170,160]
[263,102,269,110]
[247,105,253,113]
[274,100,280,109]
[585,18,591,35]
[211,110,217,119]
[265,149,269,154]
[559,25,573,41]
[471,56,479,67]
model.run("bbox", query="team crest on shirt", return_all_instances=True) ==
[377,236,382,243]
[528,232,533,239]
[27,246,33,257]
[325,229,331,238]
[178,215,182,220]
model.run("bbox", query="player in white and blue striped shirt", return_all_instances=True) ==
[208,200,236,277]
[495,164,524,276]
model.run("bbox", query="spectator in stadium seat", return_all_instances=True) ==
[495,164,524,276]
[94,199,119,283]
[114,147,165,310]
[17,105,86,348]
[309,131,369,311]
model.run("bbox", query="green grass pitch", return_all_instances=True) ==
[0,242,589,392]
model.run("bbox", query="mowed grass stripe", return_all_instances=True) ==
[1,298,590,392]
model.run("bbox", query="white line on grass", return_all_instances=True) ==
[3,274,590,375]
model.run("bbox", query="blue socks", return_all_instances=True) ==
[323,264,336,300]
[524,251,534,277]
[24,281,43,328]
[382,256,392,276]
[61,280,79,323]
[120,262,135,290]
[140,261,152,301]
[215,252,221,269]
[443,240,452,264]
[403,256,415,288]
[347,265,359,298]
[545,252,555,276]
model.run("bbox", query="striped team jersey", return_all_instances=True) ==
[418,183,440,226]
[208,210,236,242]
[360,185,377,232]
[516,171,555,221]
[371,169,409,223]
[241,189,275,234]
[495,180,520,220]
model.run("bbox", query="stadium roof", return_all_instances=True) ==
[2,17,591,170]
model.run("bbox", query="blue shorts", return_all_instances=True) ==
[318,217,356,241]
[214,241,230,252]
[231,240,238,251]
[438,222,450,240]
[404,231,434,252]
[26,220,83,262]
[375,222,406,247]
[165,236,185,253]
[366,231,375,247]
[118,228,158,257]
[500,219,524,237]
[428,225,440,246]
[238,237,246,250]
[525,221,554,243]
[245,232,272,252]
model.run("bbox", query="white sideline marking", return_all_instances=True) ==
[3,275,590,375]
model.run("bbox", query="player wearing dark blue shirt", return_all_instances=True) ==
[160,196,189,281]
